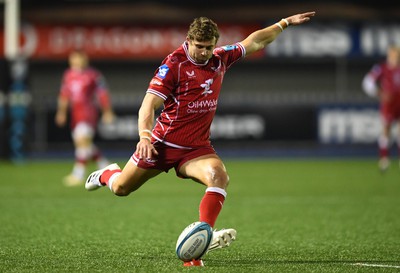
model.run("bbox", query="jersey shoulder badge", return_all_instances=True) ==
[221,45,238,51]
[156,64,170,79]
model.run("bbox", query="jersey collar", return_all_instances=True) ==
[183,42,209,66]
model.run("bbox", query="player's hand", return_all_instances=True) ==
[135,138,158,160]
[55,112,67,127]
[102,110,115,124]
[285,11,316,26]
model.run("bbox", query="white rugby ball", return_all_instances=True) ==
[175,221,213,262]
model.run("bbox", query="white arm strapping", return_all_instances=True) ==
[362,75,378,97]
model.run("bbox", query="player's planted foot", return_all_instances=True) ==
[378,157,390,172]
[85,163,120,191]
[183,259,204,267]
[207,228,236,252]
[63,174,83,187]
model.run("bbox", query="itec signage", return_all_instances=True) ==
[318,105,385,144]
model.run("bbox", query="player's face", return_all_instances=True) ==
[69,52,88,70]
[187,38,217,64]
[387,47,400,67]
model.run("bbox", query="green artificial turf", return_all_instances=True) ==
[1,158,399,272]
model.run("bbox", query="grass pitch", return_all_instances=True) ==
[1,158,399,272]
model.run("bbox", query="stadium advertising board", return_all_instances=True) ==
[267,22,400,58]
[96,113,266,141]
[45,106,315,144]
[1,22,399,59]
[318,104,383,144]
[41,104,385,150]
[0,24,261,60]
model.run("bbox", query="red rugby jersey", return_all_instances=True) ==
[147,42,245,148]
[368,62,400,113]
[59,67,111,128]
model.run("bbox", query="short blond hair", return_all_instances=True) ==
[187,17,220,43]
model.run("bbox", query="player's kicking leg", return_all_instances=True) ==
[178,154,236,266]
[208,228,237,252]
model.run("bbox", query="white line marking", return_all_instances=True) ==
[352,263,400,269]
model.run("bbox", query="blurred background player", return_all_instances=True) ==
[362,45,400,171]
[85,11,315,266]
[55,50,115,186]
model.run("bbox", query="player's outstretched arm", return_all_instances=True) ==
[241,11,316,57]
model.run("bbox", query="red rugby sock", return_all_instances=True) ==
[379,148,388,159]
[100,169,121,186]
[199,191,225,228]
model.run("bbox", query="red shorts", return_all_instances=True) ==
[381,106,400,124]
[131,141,216,176]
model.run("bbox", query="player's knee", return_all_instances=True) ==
[207,167,229,188]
